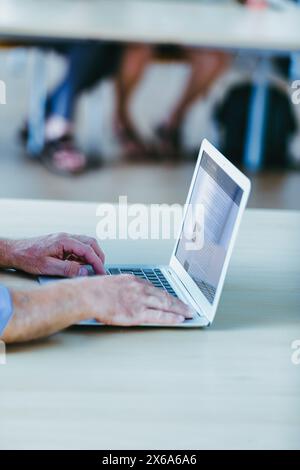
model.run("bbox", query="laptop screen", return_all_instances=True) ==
[175,151,243,304]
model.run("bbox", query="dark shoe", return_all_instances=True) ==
[40,136,100,176]
[155,124,182,161]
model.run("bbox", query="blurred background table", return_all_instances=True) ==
[0,0,299,51]
[1,0,300,169]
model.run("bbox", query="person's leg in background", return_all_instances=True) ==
[156,49,231,157]
[43,42,123,174]
[114,46,230,160]
[114,44,154,159]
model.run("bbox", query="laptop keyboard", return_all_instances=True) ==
[107,267,178,298]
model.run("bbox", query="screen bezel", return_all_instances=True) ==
[170,139,251,324]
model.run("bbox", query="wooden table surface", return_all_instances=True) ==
[0,0,299,51]
[0,199,299,450]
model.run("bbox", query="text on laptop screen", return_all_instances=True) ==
[175,151,243,304]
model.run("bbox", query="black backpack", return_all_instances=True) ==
[214,82,297,169]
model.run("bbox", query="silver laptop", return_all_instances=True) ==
[39,139,251,328]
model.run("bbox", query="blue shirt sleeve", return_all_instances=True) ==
[0,284,14,336]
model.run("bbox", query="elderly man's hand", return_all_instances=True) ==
[80,274,194,326]
[3,233,105,277]
[3,273,194,343]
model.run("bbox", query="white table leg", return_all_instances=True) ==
[27,49,47,156]
[243,56,271,172]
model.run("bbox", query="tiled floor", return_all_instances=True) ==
[0,135,300,210]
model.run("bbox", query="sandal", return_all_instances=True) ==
[155,124,182,161]
[40,136,99,176]
[116,122,153,161]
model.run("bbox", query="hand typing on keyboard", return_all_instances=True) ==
[79,274,193,326]
[107,268,178,298]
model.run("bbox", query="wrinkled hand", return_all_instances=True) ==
[7,233,106,277]
[81,274,193,326]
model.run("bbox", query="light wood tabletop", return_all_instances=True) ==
[0,0,299,51]
[0,199,299,450]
